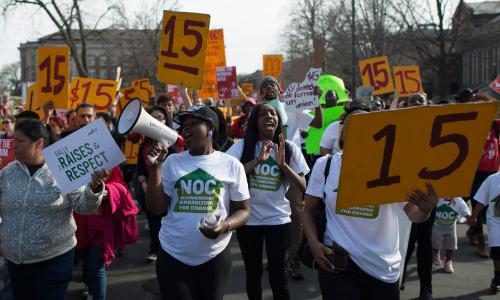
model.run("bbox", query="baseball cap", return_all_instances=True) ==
[175,105,219,132]
[243,98,256,106]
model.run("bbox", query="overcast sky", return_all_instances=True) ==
[0,0,291,74]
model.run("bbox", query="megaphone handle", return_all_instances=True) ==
[147,142,167,164]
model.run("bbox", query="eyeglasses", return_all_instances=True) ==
[2,121,11,124]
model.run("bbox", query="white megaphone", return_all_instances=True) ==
[118,98,179,163]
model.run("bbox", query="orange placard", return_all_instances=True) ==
[157,11,210,89]
[69,77,118,111]
[124,140,139,165]
[25,83,38,110]
[132,78,152,106]
[198,29,226,99]
[358,56,394,95]
[337,102,498,209]
[242,83,253,97]
[37,47,70,109]
[117,86,139,116]
[263,55,283,78]
[393,66,423,97]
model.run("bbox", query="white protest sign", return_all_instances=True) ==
[43,119,125,195]
[284,68,322,112]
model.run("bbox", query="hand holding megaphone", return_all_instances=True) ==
[147,142,169,165]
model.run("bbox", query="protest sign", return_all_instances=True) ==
[132,78,152,105]
[263,55,283,78]
[393,66,423,97]
[123,140,139,165]
[242,83,253,97]
[216,66,238,99]
[25,83,38,110]
[0,139,15,169]
[37,47,70,109]
[337,102,498,209]
[43,119,125,195]
[69,77,118,111]
[198,29,226,99]
[168,85,183,104]
[117,86,138,116]
[284,68,321,112]
[490,75,500,95]
[157,11,210,89]
[358,56,394,95]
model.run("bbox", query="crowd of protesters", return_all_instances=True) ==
[0,77,499,300]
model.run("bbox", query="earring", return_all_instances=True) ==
[207,131,213,136]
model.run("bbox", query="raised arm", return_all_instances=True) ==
[146,143,171,215]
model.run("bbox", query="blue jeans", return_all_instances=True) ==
[8,248,74,300]
[81,247,107,300]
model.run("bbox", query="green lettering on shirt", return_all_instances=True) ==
[173,168,223,213]
[249,157,282,191]
[336,205,379,219]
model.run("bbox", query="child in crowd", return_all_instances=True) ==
[432,197,471,273]
[469,173,500,294]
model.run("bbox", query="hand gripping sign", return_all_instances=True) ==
[284,68,322,112]
[43,119,125,195]
[157,11,210,89]
[337,102,498,209]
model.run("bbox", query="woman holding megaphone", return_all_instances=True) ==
[146,105,250,300]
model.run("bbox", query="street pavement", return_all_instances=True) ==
[1,215,496,299]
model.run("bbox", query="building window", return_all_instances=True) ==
[99,55,108,66]
[89,68,97,78]
[88,55,96,66]
[99,68,108,79]
[110,68,116,80]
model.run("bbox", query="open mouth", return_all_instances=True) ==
[264,121,275,130]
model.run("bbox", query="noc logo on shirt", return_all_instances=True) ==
[435,205,459,227]
[249,157,282,191]
[492,195,500,218]
[336,205,379,219]
[173,168,223,213]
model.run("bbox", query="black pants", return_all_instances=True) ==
[236,223,292,300]
[156,246,232,300]
[8,249,75,300]
[470,171,494,234]
[318,257,399,300]
[402,209,435,291]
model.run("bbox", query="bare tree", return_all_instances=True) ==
[1,0,121,77]
[0,62,21,95]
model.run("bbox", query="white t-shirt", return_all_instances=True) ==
[226,139,310,225]
[286,111,314,147]
[473,173,500,247]
[434,198,470,228]
[306,153,406,283]
[159,151,250,266]
[320,121,341,154]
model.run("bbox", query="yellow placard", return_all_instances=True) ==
[132,78,152,106]
[198,29,226,99]
[242,83,253,97]
[263,55,283,78]
[25,83,38,110]
[117,86,139,116]
[124,140,139,165]
[393,66,423,97]
[358,56,394,95]
[69,77,117,111]
[37,47,70,109]
[157,11,210,89]
[337,102,498,209]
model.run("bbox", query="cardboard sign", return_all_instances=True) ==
[69,77,118,111]
[216,66,238,99]
[263,55,283,78]
[393,66,423,97]
[0,139,15,169]
[132,78,152,106]
[490,75,500,95]
[43,119,125,195]
[157,11,210,89]
[150,85,156,98]
[37,47,70,109]
[284,68,321,112]
[337,102,498,209]
[123,140,139,165]
[242,83,253,97]
[25,83,38,110]
[198,29,226,99]
[358,56,394,95]
[167,85,183,104]
[117,86,139,116]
